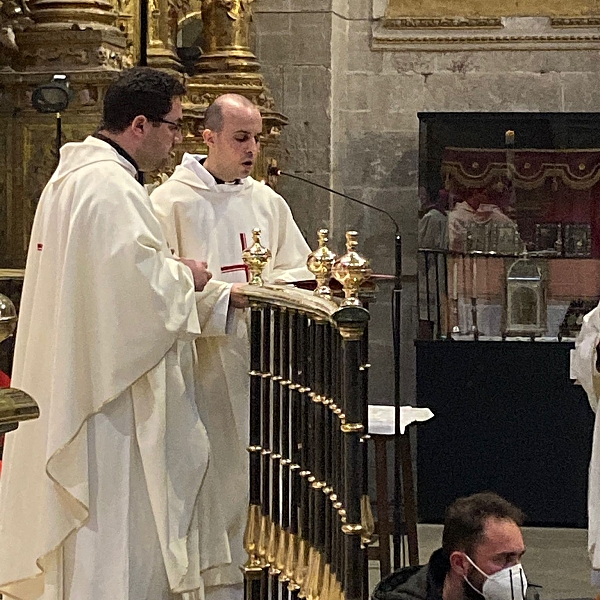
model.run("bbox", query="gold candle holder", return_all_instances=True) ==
[242,228,272,286]
[332,231,372,307]
[307,228,337,300]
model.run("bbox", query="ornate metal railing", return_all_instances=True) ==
[241,230,372,600]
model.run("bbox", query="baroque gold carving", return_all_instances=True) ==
[217,0,253,21]
[0,0,33,68]
[199,0,256,58]
[0,0,286,268]
[19,44,130,69]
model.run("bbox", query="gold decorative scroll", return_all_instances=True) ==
[441,148,600,191]
[385,0,600,18]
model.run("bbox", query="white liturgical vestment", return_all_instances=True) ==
[0,138,230,600]
[572,303,600,581]
[151,154,313,592]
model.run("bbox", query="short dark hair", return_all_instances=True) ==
[442,492,525,556]
[204,101,224,132]
[101,67,186,133]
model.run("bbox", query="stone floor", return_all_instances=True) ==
[369,524,597,600]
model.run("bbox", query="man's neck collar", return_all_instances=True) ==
[199,156,241,185]
[94,131,142,181]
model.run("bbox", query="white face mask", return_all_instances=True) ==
[463,555,528,600]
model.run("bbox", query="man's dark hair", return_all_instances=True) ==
[204,101,224,133]
[442,492,525,556]
[101,67,186,133]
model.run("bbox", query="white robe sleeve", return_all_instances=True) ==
[152,191,233,337]
[195,279,233,337]
[573,304,600,413]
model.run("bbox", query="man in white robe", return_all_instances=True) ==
[572,303,600,585]
[0,67,230,600]
[448,189,513,252]
[151,94,313,600]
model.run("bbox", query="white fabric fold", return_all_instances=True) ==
[151,157,314,590]
[0,137,229,599]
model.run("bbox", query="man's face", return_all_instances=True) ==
[203,105,262,181]
[138,97,183,172]
[465,517,526,593]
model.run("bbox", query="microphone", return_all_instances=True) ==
[269,162,407,566]
[267,164,402,284]
[267,164,400,236]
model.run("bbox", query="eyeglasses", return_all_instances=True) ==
[152,118,183,132]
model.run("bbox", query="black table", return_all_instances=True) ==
[416,340,594,527]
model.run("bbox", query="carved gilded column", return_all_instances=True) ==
[179,0,287,182]
[146,0,189,73]
[196,0,258,74]
[114,0,187,73]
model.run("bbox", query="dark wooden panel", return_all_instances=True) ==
[416,340,594,527]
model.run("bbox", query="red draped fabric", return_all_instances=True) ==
[441,147,600,257]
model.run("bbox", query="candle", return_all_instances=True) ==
[472,257,477,299]
[505,130,515,146]
[453,262,458,300]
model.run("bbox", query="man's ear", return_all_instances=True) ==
[449,551,471,578]
[131,115,148,137]
[202,128,214,147]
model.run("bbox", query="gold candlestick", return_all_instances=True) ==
[242,228,272,286]
[332,231,372,307]
[307,228,337,300]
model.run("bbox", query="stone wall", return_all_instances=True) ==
[253,0,600,409]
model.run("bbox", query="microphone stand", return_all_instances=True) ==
[269,167,416,567]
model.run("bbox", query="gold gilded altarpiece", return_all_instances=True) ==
[0,0,286,267]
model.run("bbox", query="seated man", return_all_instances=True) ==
[373,492,538,600]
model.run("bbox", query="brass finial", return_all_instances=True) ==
[307,228,337,300]
[242,228,272,286]
[0,293,17,344]
[242,504,264,576]
[332,231,372,307]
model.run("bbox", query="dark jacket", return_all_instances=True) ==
[372,549,447,600]
[372,549,541,600]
